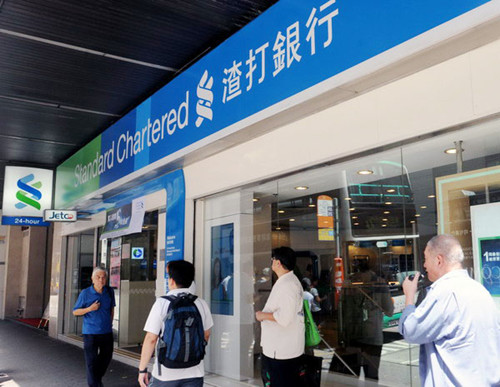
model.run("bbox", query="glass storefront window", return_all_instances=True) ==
[63,230,96,337]
[99,210,158,354]
[200,119,500,386]
[65,210,159,356]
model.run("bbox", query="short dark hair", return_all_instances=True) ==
[272,246,296,271]
[167,260,194,288]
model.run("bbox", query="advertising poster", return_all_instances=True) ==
[100,197,145,240]
[211,223,234,315]
[471,202,500,305]
[109,238,122,289]
[317,195,334,241]
[479,237,500,296]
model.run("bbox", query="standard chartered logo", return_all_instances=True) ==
[15,174,42,210]
[195,70,214,128]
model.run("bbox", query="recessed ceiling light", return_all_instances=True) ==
[385,202,392,205]
[382,224,387,227]
[253,198,259,202]
[354,222,360,226]
[410,220,416,224]
[289,218,296,222]
[278,210,285,214]
[349,208,356,211]
[382,218,388,222]
[386,189,396,193]
[428,194,436,199]
[357,169,373,175]
[420,205,427,209]
[415,214,421,217]
[275,227,281,230]
[308,204,316,208]
[295,186,309,190]
[352,216,358,219]
[383,211,390,214]
[345,197,352,201]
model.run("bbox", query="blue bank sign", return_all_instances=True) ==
[55,0,491,207]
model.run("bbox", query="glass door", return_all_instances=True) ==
[63,231,95,337]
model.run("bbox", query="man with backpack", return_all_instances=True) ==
[138,260,213,387]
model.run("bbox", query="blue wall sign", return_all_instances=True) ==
[211,223,235,315]
[1,216,50,227]
[55,0,490,208]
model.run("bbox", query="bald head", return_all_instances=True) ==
[426,234,464,265]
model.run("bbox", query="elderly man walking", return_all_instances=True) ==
[73,266,115,387]
[399,235,500,386]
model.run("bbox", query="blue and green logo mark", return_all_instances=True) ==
[15,174,43,210]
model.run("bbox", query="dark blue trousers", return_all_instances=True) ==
[83,333,114,387]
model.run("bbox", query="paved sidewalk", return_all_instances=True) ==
[0,319,137,387]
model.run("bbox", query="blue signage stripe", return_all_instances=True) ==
[134,99,151,171]
[1,216,50,227]
[99,0,490,188]
[58,0,491,202]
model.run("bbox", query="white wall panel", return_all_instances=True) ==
[470,39,500,117]
[376,54,474,144]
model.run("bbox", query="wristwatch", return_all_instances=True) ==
[138,368,148,374]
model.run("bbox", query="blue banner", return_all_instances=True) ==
[56,0,491,208]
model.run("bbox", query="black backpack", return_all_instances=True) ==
[157,293,206,371]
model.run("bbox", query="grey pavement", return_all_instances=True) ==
[0,319,137,387]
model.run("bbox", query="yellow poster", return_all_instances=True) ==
[318,228,334,241]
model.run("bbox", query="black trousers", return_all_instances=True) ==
[331,342,382,380]
[261,354,302,387]
[83,333,114,387]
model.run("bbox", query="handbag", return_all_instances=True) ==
[304,300,321,347]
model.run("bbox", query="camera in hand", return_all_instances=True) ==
[408,273,425,281]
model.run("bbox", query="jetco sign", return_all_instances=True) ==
[43,210,77,222]
[2,166,53,227]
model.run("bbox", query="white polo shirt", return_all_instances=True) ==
[261,271,305,359]
[144,288,213,381]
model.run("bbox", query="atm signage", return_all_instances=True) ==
[44,210,77,222]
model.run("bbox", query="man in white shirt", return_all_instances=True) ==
[256,246,305,387]
[138,260,213,387]
[400,234,500,387]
